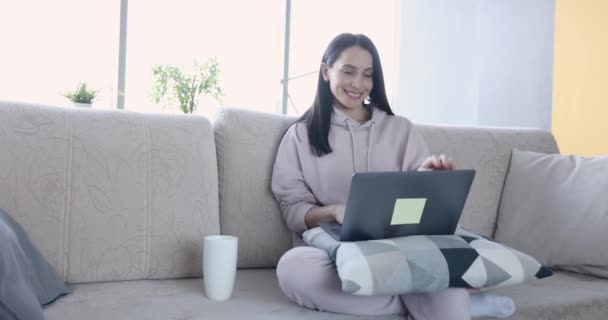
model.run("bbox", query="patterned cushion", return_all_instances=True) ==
[303,225,553,296]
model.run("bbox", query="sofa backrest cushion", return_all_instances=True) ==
[213,109,294,268]
[0,101,220,283]
[495,149,608,277]
[416,124,559,238]
[213,108,559,268]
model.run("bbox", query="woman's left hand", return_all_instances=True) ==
[418,154,456,171]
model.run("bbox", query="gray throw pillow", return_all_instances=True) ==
[0,209,71,320]
[495,149,608,277]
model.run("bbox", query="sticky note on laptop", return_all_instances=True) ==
[390,198,426,225]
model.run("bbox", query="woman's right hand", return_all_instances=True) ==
[418,154,455,171]
[304,204,346,228]
[331,204,346,224]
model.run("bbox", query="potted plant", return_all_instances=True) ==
[151,58,223,114]
[63,82,98,108]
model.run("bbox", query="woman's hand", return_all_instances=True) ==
[418,154,456,171]
[305,204,346,228]
[331,204,346,224]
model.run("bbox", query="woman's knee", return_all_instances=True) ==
[276,247,333,295]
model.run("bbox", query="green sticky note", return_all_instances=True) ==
[390,198,427,225]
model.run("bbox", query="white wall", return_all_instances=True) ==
[393,0,555,129]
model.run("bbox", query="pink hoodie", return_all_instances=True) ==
[271,106,429,236]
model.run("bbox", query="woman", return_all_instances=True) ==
[271,33,514,319]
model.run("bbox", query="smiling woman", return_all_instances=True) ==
[321,46,374,121]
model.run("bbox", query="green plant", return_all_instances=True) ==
[151,58,223,114]
[63,82,98,103]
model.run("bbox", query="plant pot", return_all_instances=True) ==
[73,102,92,108]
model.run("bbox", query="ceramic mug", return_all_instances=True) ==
[203,235,238,301]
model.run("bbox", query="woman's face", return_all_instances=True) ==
[322,46,373,111]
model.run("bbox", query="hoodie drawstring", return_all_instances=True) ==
[367,121,375,172]
[345,120,357,172]
[346,120,375,173]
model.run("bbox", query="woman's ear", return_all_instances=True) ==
[321,63,329,82]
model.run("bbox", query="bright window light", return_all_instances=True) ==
[0,0,119,109]
[125,0,285,117]
[0,0,395,116]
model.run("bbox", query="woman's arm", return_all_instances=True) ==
[402,123,431,171]
[271,124,320,233]
[401,122,456,171]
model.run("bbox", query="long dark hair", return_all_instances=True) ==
[298,33,394,157]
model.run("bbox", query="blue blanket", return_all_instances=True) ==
[0,209,70,320]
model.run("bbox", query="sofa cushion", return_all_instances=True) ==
[480,271,608,320]
[416,124,559,237]
[43,269,403,320]
[495,149,608,278]
[303,225,552,296]
[213,108,560,268]
[0,101,220,282]
[213,108,295,268]
[43,269,608,320]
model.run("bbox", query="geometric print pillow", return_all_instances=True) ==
[303,225,553,296]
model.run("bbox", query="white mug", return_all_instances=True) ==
[203,235,238,301]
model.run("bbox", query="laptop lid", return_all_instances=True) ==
[338,169,475,242]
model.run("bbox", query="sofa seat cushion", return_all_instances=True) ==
[44,269,608,320]
[43,269,402,320]
[479,270,608,320]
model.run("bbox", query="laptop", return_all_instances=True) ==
[320,169,475,242]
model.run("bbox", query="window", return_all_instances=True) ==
[125,0,285,117]
[1,1,396,116]
[0,0,119,108]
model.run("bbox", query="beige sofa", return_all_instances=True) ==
[1,101,607,320]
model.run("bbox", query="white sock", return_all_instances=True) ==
[470,292,516,319]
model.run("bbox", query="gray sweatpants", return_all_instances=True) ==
[276,247,471,320]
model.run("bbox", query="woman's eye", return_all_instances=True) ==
[343,70,353,75]
[364,74,373,78]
